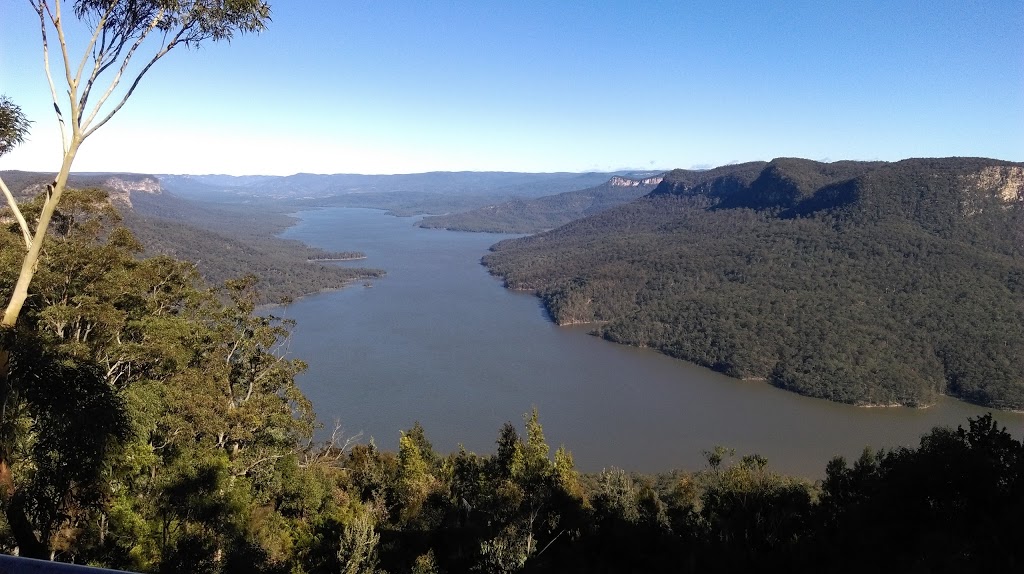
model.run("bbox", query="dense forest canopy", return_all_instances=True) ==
[485,157,1024,409]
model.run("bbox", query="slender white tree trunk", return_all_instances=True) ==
[2,140,80,327]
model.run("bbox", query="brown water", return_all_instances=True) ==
[281,207,1024,477]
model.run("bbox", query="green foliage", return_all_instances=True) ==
[397,431,434,524]
[0,189,342,570]
[0,96,31,157]
[1,328,131,559]
[410,549,440,574]
[814,413,1024,572]
[485,158,1024,408]
[71,0,271,47]
[337,502,383,574]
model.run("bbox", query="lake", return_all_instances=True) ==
[281,207,1024,477]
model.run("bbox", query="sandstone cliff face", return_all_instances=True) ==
[959,166,1024,216]
[104,176,162,207]
[609,175,664,187]
[17,174,162,209]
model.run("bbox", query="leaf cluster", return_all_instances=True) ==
[0,97,31,158]
[72,0,271,47]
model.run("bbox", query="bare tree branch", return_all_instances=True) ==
[34,2,69,153]
[46,2,84,134]
[0,177,32,248]
[81,8,173,136]
[76,1,121,113]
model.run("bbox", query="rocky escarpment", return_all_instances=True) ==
[650,158,1024,222]
[959,165,1024,216]
[609,175,664,187]
[103,175,162,208]
[7,172,162,209]
[648,162,767,199]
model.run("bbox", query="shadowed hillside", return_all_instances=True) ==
[418,174,665,233]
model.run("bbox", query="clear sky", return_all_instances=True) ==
[1,1,1021,176]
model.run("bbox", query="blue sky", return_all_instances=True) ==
[1,1,1021,175]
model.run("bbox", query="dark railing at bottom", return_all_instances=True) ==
[0,554,135,573]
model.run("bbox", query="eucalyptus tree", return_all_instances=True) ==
[1,3,270,554]
[3,0,271,327]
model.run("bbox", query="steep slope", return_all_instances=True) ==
[2,171,382,303]
[122,188,385,303]
[417,174,665,233]
[484,158,1024,409]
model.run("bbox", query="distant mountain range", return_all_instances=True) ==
[484,157,1024,409]
[156,170,657,201]
[417,174,665,233]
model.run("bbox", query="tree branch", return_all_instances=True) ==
[82,10,183,138]
[35,1,69,153]
[534,529,566,559]
[76,1,120,114]
[47,1,83,134]
[0,177,32,248]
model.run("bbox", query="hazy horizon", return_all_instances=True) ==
[2,1,1021,176]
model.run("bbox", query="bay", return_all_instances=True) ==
[281,207,1024,477]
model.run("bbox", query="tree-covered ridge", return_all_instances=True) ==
[417,176,663,234]
[2,172,384,304]
[484,157,1024,409]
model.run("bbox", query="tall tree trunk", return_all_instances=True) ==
[0,142,79,561]
[6,489,49,559]
[2,142,80,327]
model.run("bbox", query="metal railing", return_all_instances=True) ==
[0,554,135,573]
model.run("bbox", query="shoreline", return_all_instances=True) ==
[490,268,1013,414]
[308,256,368,262]
[256,274,383,312]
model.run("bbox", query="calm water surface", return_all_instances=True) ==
[281,207,1024,477]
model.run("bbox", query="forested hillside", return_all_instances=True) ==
[417,176,663,233]
[2,171,382,303]
[485,158,1024,409]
